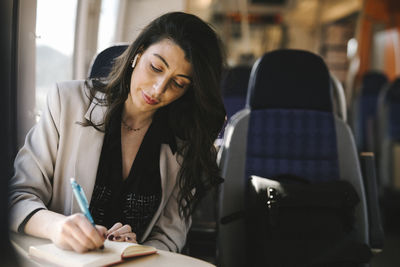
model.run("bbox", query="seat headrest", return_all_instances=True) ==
[361,71,388,95]
[221,65,252,97]
[246,49,332,111]
[89,44,129,79]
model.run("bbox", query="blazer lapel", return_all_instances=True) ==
[72,93,107,214]
[139,144,180,242]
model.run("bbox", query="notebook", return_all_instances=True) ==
[29,240,157,267]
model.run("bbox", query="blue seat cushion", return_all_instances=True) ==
[245,109,339,182]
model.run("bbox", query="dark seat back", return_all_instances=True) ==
[88,44,128,79]
[377,78,400,188]
[353,71,388,152]
[221,65,251,120]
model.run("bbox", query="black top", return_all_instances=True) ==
[89,107,176,240]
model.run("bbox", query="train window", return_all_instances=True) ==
[35,0,78,119]
[97,0,119,53]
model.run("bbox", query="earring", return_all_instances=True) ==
[131,54,139,68]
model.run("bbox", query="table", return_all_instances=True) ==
[10,232,215,267]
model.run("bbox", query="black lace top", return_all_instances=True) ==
[89,107,176,240]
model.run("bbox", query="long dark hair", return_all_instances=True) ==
[85,12,226,219]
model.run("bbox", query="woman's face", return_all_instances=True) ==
[129,38,193,114]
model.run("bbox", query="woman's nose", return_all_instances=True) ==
[152,77,169,95]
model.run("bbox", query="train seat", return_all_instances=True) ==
[377,78,400,190]
[88,44,128,79]
[215,65,252,145]
[352,71,388,153]
[217,49,380,267]
[221,65,252,120]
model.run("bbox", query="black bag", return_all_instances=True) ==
[245,175,372,267]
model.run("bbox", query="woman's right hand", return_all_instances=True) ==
[24,210,107,253]
[50,213,107,253]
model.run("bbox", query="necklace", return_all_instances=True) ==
[121,118,152,132]
[121,119,142,132]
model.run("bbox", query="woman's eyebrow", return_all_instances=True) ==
[153,53,169,68]
[153,53,193,81]
[177,74,192,82]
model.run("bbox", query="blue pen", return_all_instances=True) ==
[70,177,96,227]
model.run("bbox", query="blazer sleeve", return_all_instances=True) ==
[8,84,61,232]
[142,182,192,252]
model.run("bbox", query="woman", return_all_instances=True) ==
[9,12,226,253]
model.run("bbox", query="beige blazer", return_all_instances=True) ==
[9,80,190,252]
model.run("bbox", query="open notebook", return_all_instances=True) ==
[29,240,157,267]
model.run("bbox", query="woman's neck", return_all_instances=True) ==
[122,96,154,129]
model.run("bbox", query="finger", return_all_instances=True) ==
[64,232,89,253]
[95,225,108,239]
[67,214,104,249]
[74,216,105,248]
[107,222,123,235]
[119,233,137,243]
[53,230,74,251]
[64,218,97,250]
[110,232,137,242]
[57,225,89,253]
[109,224,132,236]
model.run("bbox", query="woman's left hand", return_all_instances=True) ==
[107,222,137,243]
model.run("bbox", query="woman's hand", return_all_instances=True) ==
[107,222,137,243]
[25,210,107,253]
[50,213,107,253]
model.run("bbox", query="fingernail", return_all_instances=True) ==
[115,236,121,240]
[108,235,114,240]
[99,245,104,250]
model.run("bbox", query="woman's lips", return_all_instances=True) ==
[142,91,159,105]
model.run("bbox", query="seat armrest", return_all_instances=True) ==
[359,152,385,253]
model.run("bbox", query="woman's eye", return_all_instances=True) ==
[150,64,162,73]
[172,80,185,89]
